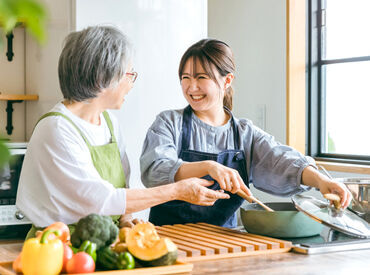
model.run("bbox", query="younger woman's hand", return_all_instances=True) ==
[175,177,230,206]
[206,161,252,196]
[318,179,352,208]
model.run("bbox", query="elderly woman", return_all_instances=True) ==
[16,26,229,238]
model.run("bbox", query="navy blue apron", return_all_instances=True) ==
[149,105,249,228]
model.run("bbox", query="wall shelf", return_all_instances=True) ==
[0,94,38,101]
[0,94,39,135]
[2,23,25,62]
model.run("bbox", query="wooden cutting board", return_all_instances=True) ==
[0,261,193,275]
[156,223,292,262]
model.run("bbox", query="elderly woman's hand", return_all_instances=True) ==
[174,177,230,206]
[119,214,144,228]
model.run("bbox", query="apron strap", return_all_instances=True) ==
[224,106,241,150]
[180,105,193,151]
[37,112,92,148]
[181,105,240,151]
[102,111,117,143]
[37,111,117,147]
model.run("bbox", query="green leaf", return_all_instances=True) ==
[14,0,47,43]
[0,0,47,44]
[0,140,10,169]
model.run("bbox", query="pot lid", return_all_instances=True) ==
[292,194,370,239]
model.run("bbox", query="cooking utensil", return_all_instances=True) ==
[292,194,370,238]
[236,190,274,212]
[240,202,323,238]
[336,178,370,222]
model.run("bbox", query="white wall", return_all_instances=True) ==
[208,0,286,143]
[208,0,288,203]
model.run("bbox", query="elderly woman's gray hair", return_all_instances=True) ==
[58,26,132,102]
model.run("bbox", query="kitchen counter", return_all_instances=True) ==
[1,240,369,274]
[191,249,370,274]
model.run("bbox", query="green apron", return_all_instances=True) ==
[26,111,126,239]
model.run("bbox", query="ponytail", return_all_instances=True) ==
[223,86,234,110]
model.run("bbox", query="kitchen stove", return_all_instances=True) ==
[287,226,370,254]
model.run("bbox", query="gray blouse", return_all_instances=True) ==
[140,108,315,197]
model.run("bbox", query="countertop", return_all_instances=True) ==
[191,249,370,274]
[1,240,369,274]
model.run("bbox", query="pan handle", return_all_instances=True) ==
[236,190,274,212]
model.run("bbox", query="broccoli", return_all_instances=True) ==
[71,213,119,250]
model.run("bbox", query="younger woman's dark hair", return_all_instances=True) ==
[178,39,235,110]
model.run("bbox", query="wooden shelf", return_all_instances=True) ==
[0,94,38,101]
[0,94,39,135]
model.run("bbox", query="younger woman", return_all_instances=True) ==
[140,39,351,227]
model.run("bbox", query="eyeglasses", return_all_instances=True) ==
[125,71,138,83]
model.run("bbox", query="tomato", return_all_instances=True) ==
[62,243,73,273]
[66,252,95,274]
[45,222,70,243]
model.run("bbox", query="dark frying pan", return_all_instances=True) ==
[240,202,323,238]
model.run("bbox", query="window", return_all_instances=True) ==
[308,0,370,164]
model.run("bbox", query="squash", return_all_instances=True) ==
[126,223,178,266]
[119,227,131,243]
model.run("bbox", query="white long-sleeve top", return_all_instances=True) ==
[16,102,130,227]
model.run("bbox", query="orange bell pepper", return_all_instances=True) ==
[12,253,22,273]
[21,229,64,275]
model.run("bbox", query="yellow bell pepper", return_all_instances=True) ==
[21,229,64,275]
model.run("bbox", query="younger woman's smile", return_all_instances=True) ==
[190,94,206,101]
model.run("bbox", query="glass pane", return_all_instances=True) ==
[324,61,370,155]
[325,0,370,59]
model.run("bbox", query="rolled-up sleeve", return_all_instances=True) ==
[246,123,314,196]
[140,113,183,187]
